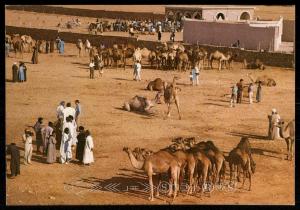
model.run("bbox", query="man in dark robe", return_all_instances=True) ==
[236,79,244,104]
[6,143,20,178]
[50,40,55,53]
[12,62,19,82]
[76,126,86,163]
[33,117,44,153]
[31,46,39,64]
[46,41,50,54]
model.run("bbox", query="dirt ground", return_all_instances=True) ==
[5,42,295,205]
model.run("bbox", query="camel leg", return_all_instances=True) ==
[215,161,222,186]
[172,167,180,200]
[155,174,161,197]
[242,169,246,189]
[229,163,233,186]
[148,175,154,201]
[167,177,173,197]
[201,165,208,194]
[166,103,171,118]
[248,170,252,191]
[291,139,295,160]
[187,162,195,195]
[285,138,290,160]
[174,97,181,120]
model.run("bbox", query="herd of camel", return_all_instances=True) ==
[123,115,295,202]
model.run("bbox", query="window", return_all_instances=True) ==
[193,12,202,19]
[240,12,250,20]
[216,13,225,20]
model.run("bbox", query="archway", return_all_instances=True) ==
[184,12,192,19]
[176,12,183,21]
[216,13,225,20]
[167,11,174,21]
[240,12,250,20]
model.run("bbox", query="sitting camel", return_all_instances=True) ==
[123,147,180,201]
[146,78,166,91]
[244,59,265,70]
[123,95,155,113]
[277,119,295,160]
[164,76,182,120]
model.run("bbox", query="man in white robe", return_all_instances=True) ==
[63,102,76,124]
[83,130,94,165]
[60,127,72,164]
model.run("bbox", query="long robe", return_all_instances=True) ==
[50,41,55,53]
[83,135,94,164]
[33,121,43,152]
[47,136,57,163]
[46,42,50,53]
[59,40,65,54]
[18,66,25,82]
[270,113,281,140]
[12,64,19,83]
[31,48,39,64]
[7,144,20,176]
[76,132,86,162]
[41,126,53,155]
[60,133,72,163]
[62,107,76,124]
[256,85,262,102]
[62,121,77,145]
[23,134,33,164]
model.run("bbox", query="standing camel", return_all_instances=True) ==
[76,39,83,57]
[84,39,92,56]
[164,76,182,120]
[123,147,180,201]
[277,119,295,160]
[11,35,24,58]
[209,50,232,70]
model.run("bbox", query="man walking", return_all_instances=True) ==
[89,60,95,79]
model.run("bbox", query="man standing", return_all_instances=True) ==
[256,81,262,103]
[41,122,54,156]
[23,129,33,165]
[75,100,81,125]
[157,30,162,42]
[50,39,55,53]
[89,60,95,79]
[76,126,86,163]
[133,61,142,81]
[46,132,57,164]
[83,130,94,166]
[18,62,25,82]
[31,46,39,64]
[236,79,244,104]
[62,102,76,124]
[248,83,254,104]
[6,143,20,178]
[5,40,10,57]
[56,36,61,53]
[269,109,281,140]
[60,128,72,164]
[230,84,238,108]
[33,117,44,154]
[46,41,50,54]
[12,62,19,83]
[58,39,65,54]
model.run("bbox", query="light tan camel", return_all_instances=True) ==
[277,119,295,160]
[76,39,83,57]
[209,50,232,70]
[164,76,182,120]
[123,147,181,201]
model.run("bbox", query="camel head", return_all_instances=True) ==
[123,147,130,153]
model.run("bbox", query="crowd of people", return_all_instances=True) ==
[6,100,95,179]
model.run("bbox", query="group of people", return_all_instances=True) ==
[11,62,27,83]
[230,79,262,107]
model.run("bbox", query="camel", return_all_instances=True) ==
[176,50,189,72]
[123,47,135,70]
[98,47,113,67]
[164,76,182,120]
[123,95,155,113]
[227,147,256,191]
[167,50,177,70]
[277,119,295,160]
[111,48,124,69]
[209,50,233,70]
[146,78,166,91]
[247,73,276,87]
[11,34,25,58]
[89,47,98,63]
[148,50,157,69]
[123,147,181,201]
[244,59,265,70]
[76,39,83,57]
[84,39,92,55]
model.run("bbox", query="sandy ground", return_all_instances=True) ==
[5,43,295,205]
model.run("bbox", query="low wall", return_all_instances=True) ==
[6,5,165,21]
[282,20,295,42]
[5,26,294,68]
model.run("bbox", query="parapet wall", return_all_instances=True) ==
[6,26,294,68]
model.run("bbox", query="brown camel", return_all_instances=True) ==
[164,76,182,120]
[209,50,233,70]
[123,147,180,201]
[244,59,265,70]
[277,119,295,160]
[176,50,189,72]
[11,34,25,58]
[146,78,166,91]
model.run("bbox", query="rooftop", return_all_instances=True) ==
[166,5,256,10]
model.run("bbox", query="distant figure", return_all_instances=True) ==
[5,40,10,57]
[248,83,254,104]
[157,30,162,41]
[58,39,65,54]
[6,143,20,178]
[50,40,55,53]
[46,132,57,164]
[89,60,95,79]
[230,84,238,108]
[256,81,262,103]
[56,101,65,127]
[236,79,244,103]
[170,31,175,42]
[41,122,54,156]
[83,130,94,165]
[76,126,86,163]
[12,62,19,83]
[18,62,25,82]
[33,117,43,154]
[133,61,142,81]
[55,36,61,52]
[189,71,193,85]
[269,109,281,140]
[46,41,50,54]
[195,66,200,85]
[23,129,33,165]
[75,100,81,125]
[31,46,39,64]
